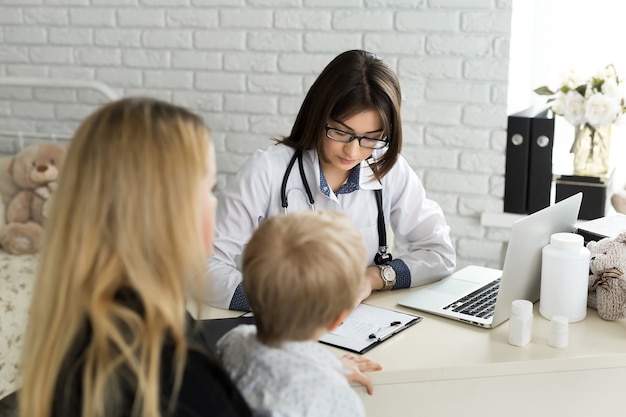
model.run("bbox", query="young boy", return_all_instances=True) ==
[216,211,379,417]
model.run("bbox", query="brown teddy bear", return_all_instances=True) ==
[0,142,66,255]
[587,231,626,321]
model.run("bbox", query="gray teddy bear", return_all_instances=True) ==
[587,231,626,321]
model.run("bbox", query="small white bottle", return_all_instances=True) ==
[548,315,569,348]
[540,232,590,322]
[509,299,533,347]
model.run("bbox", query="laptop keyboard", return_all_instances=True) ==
[443,278,501,319]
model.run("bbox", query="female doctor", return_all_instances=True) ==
[208,49,456,311]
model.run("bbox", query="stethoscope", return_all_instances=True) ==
[280,149,393,266]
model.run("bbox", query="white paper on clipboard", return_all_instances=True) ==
[319,303,422,354]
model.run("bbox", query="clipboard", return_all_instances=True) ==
[319,303,422,354]
[198,305,421,355]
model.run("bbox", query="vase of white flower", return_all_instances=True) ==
[571,124,611,176]
[535,64,626,177]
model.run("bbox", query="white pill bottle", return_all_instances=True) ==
[539,232,590,322]
[509,299,533,347]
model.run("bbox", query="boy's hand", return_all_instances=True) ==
[340,353,383,395]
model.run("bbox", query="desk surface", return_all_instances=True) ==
[195,287,626,416]
[195,288,626,384]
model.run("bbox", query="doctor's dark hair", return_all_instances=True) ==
[242,211,367,347]
[279,49,402,180]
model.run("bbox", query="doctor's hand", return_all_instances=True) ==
[367,266,385,290]
[354,266,385,307]
[340,353,383,395]
[355,280,372,308]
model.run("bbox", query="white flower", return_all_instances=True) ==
[535,64,626,130]
[584,93,622,128]
[601,77,621,100]
[560,68,584,89]
[550,91,566,115]
[594,66,613,80]
[561,91,586,126]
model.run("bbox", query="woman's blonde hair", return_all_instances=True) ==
[19,97,211,417]
[242,211,366,346]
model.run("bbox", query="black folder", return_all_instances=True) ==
[527,108,555,213]
[198,314,255,349]
[575,213,626,242]
[504,107,535,213]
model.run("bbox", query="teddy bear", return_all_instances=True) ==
[612,183,626,215]
[586,231,626,321]
[0,154,23,229]
[0,142,66,255]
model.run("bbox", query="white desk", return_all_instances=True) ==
[196,288,626,417]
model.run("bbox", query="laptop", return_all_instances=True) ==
[397,193,583,329]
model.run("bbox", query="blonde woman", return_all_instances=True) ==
[19,98,254,417]
[217,211,382,417]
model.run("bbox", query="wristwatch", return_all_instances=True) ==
[378,264,396,291]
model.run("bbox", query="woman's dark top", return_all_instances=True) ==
[51,290,253,417]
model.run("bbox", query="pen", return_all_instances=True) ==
[368,321,403,339]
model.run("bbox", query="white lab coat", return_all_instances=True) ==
[207,143,456,309]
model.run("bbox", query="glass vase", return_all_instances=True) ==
[571,124,611,177]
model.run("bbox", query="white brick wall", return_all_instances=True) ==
[0,0,514,269]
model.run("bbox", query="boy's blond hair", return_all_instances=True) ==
[242,210,366,346]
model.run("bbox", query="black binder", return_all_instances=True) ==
[527,108,555,213]
[504,107,555,214]
[504,107,535,213]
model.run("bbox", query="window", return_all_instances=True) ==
[508,0,625,184]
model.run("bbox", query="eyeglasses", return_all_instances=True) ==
[325,125,388,150]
